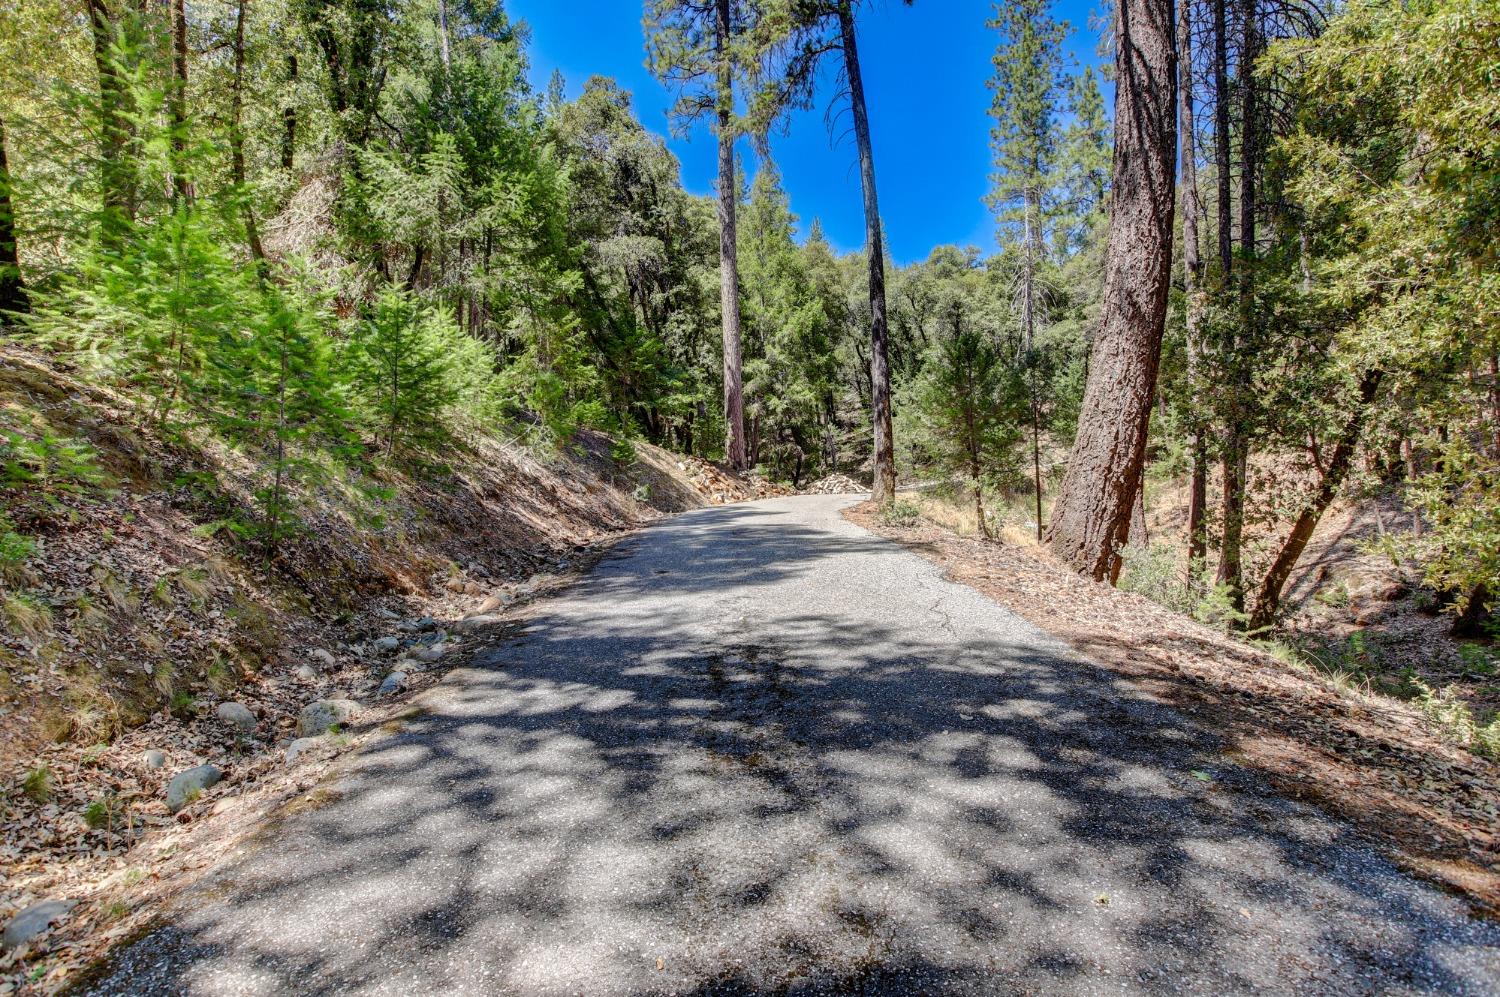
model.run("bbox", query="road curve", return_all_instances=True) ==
[84,495,1500,995]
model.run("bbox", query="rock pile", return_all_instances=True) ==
[805,473,868,495]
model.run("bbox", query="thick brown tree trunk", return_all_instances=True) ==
[1249,371,1381,631]
[0,115,26,320]
[1178,0,1207,569]
[715,0,747,471]
[1046,0,1178,582]
[837,0,896,503]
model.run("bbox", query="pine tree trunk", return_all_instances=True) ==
[1217,0,1258,612]
[1248,371,1381,631]
[838,0,895,503]
[169,0,193,206]
[1212,0,1231,276]
[0,115,26,320]
[1045,0,1177,583]
[282,55,298,172]
[715,0,747,471]
[1178,0,1207,570]
[231,0,266,265]
[88,0,137,243]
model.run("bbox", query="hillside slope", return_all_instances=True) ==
[0,344,778,991]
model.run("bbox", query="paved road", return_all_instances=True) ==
[86,496,1500,995]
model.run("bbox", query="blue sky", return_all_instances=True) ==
[509,1,1109,266]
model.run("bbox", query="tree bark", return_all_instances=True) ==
[0,115,26,320]
[1045,0,1177,583]
[838,0,895,503]
[88,0,137,244]
[168,0,193,206]
[1212,0,1231,276]
[1249,371,1381,631]
[282,55,298,172]
[715,0,747,471]
[231,0,265,265]
[1216,0,1257,611]
[1178,0,1208,570]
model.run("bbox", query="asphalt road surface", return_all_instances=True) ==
[84,496,1500,995]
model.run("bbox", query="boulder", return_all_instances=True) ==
[284,737,324,766]
[3,900,75,949]
[166,764,223,813]
[379,671,408,696]
[373,636,401,653]
[215,702,257,733]
[141,749,166,770]
[296,698,362,737]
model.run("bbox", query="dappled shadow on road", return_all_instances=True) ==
[85,500,1500,995]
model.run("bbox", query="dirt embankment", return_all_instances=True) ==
[849,502,1500,919]
[0,345,770,992]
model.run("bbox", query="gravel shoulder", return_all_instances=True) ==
[78,495,1500,995]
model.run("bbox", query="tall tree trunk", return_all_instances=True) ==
[437,0,452,70]
[1045,0,1177,582]
[837,0,895,503]
[88,0,137,244]
[1217,0,1257,611]
[1248,371,1381,631]
[282,54,298,172]
[715,0,747,471]
[1179,0,1208,570]
[168,0,192,206]
[1212,0,1231,276]
[0,115,26,320]
[231,0,265,265]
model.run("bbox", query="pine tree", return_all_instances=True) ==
[646,0,751,470]
[908,329,1025,539]
[1046,0,1178,582]
[207,282,350,556]
[347,288,462,459]
[987,0,1068,538]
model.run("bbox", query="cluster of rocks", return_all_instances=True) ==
[805,473,868,495]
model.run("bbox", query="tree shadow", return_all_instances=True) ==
[82,499,1500,995]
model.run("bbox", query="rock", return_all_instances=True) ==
[296,698,362,737]
[294,664,319,682]
[215,702,257,732]
[142,749,166,770]
[166,764,223,813]
[379,671,408,696]
[411,643,448,663]
[414,617,438,632]
[308,648,336,670]
[376,608,401,621]
[284,737,324,766]
[454,614,503,633]
[476,593,511,614]
[3,900,75,949]
[373,636,401,653]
